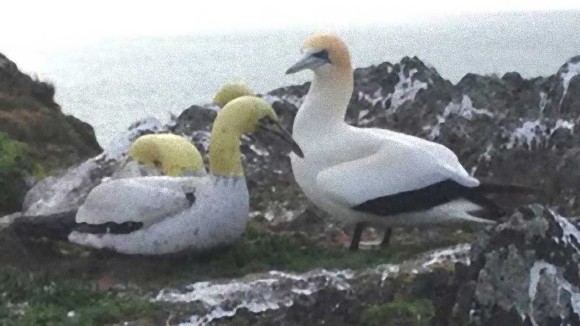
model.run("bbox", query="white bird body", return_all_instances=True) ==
[286,34,504,242]
[69,175,248,255]
[290,123,486,228]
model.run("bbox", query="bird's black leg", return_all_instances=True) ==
[380,228,393,248]
[350,222,366,251]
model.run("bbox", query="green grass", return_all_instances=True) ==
[0,132,30,172]
[361,299,435,326]
[0,273,156,326]
[161,225,412,284]
[0,230,405,325]
[0,132,51,213]
[0,132,33,213]
[0,220,457,324]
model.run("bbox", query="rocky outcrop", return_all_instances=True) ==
[151,205,579,325]
[442,205,580,325]
[3,52,580,325]
[0,53,102,169]
[0,53,102,214]
[0,53,58,110]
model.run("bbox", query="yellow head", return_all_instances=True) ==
[286,33,352,76]
[208,96,303,176]
[129,133,204,176]
[213,96,277,135]
[213,83,255,107]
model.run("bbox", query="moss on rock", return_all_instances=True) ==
[361,299,435,326]
[0,132,35,214]
[0,273,156,325]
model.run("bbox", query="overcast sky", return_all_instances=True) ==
[2,0,580,71]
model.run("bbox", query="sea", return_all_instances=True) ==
[9,11,580,146]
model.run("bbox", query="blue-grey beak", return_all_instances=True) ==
[286,52,329,74]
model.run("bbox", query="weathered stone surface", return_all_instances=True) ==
[0,52,102,169]
[151,206,579,325]
[154,244,471,325]
[442,205,580,325]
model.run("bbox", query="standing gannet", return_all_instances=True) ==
[129,133,206,176]
[67,96,303,255]
[286,33,533,250]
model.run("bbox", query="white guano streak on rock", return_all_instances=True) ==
[507,120,545,150]
[155,269,354,326]
[538,91,548,114]
[357,67,429,112]
[390,68,428,112]
[262,94,305,108]
[427,95,493,140]
[154,244,472,325]
[470,144,494,176]
[189,130,211,152]
[552,210,580,250]
[506,119,574,150]
[528,260,580,323]
[357,87,391,109]
[249,144,269,157]
[559,61,580,107]
[420,243,472,269]
[554,119,575,134]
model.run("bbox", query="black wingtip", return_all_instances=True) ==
[9,210,78,241]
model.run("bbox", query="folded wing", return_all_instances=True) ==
[76,176,205,227]
[316,131,479,208]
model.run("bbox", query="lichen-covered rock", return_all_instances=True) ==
[150,205,580,325]
[0,52,102,169]
[0,53,102,214]
[154,244,471,325]
[443,205,580,325]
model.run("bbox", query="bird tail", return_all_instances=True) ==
[462,182,541,221]
[10,210,77,241]
[475,183,542,195]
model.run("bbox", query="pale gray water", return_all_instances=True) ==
[35,11,580,146]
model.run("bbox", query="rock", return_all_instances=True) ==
[0,52,102,214]
[152,205,580,325]
[0,53,58,110]
[154,244,471,325]
[442,205,580,325]
[0,52,102,169]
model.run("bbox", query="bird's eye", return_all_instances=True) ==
[312,50,330,62]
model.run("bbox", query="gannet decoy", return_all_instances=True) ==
[129,133,206,176]
[213,83,255,107]
[64,96,303,255]
[286,33,534,250]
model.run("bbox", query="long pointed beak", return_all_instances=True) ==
[286,53,327,75]
[259,119,304,158]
